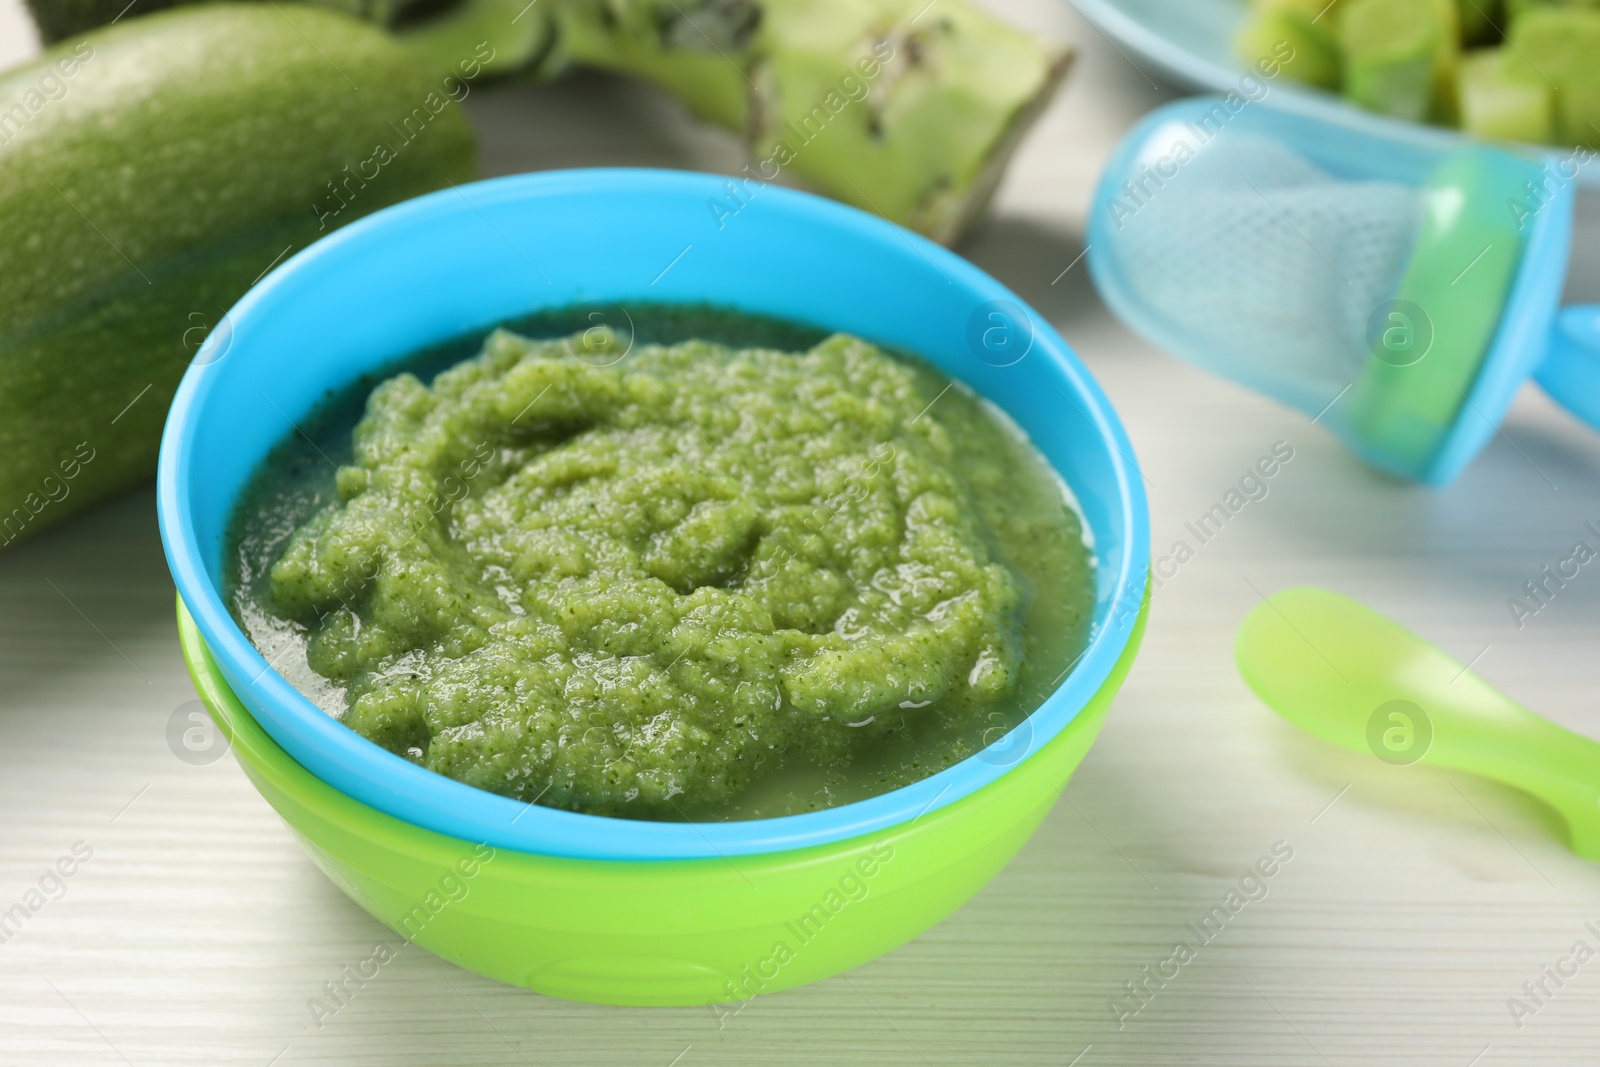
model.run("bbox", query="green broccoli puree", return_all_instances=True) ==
[227,308,1094,821]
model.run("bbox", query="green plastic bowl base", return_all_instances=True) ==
[178,594,1146,1006]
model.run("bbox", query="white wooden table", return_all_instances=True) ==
[4,3,1600,1063]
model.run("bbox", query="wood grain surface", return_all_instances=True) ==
[3,2,1600,1063]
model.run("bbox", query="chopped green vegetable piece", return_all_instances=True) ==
[1237,8,1342,89]
[756,0,1070,243]
[1250,0,1343,24]
[1459,47,1555,141]
[1505,8,1600,146]
[555,0,1072,244]
[1505,0,1600,23]
[1340,0,1460,122]
[1556,84,1600,147]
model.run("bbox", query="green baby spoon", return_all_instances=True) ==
[1236,586,1600,860]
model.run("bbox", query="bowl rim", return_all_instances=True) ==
[157,168,1151,861]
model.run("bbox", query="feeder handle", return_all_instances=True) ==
[1536,306,1600,430]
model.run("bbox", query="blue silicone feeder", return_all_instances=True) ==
[1089,96,1598,485]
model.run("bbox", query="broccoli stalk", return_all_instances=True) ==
[548,0,1072,243]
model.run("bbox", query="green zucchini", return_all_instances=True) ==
[0,4,478,549]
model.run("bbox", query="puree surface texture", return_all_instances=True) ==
[231,319,1094,820]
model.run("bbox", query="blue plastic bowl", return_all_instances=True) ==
[157,169,1150,862]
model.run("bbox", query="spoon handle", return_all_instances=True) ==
[1235,586,1600,860]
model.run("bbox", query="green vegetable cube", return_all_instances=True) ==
[1340,0,1461,122]
[1237,7,1343,88]
[1505,0,1600,22]
[1506,8,1600,145]
[1459,47,1555,141]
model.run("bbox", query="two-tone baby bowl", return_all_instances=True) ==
[156,169,1151,1006]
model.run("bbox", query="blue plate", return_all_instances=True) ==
[1068,0,1600,186]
